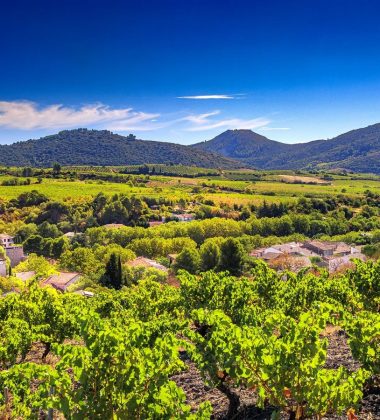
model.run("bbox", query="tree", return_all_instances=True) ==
[15,254,56,278]
[100,201,129,225]
[21,167,33,177]
[175,248,200,274]
[23,235,44,255]
[60,248,102,278]
[16,190,48,208]
[50,237,69,259]
[219,238,245,275]
[38,221,62,238]
[200,241,221,271]
[101,253,123,289]
[52,162,62,176]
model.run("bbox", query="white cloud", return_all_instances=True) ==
[182,110,270,132]
[0,99,275,137]
[0,101,159,131]
[182,111,221,124]
[178,94,237,100]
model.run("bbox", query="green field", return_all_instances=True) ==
[1,171,379,205]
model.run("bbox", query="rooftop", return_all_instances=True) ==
[43,272,81,291]
[0,234,13,239]
[305,240,337,251]
[127,257,168,272]
[15,271,36,281]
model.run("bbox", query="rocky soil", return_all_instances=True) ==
[172,328,380,419]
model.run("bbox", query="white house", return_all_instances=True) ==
[0,234,14,247]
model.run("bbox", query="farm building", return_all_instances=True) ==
[251,241,365,273]
[42,272,82,292]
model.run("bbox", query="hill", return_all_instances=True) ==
[0,129,242,169]
[193,124,380,173]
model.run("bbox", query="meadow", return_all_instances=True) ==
[1,169,379,205]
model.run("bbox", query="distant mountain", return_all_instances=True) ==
[0,129,242,169]
[193,124,380,173]
[2,124,380,173]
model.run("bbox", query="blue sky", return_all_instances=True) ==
[1,0,380,144]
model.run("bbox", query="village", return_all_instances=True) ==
[250,240,366,272]
[0,225,367,296]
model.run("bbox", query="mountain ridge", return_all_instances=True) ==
[1,123,380,173]
[193,123,380,173]
[0,128,242,169]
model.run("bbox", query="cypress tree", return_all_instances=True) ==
[102,253,123,289]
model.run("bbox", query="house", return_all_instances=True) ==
[0,258,6,277]
[5,246,25,267]
[127,257,168,272]
[15,271,36,281]
[63,232,76,239]
[73,290,94,297]
[271,242,314,257]
[250,240,366,273]
[0,234,25,267]
[103,223,126,229]
[321,253,366,273]
[171,213,195,222]
[42,272,82,292]
[303,241,337,257]
[334,242,355,256]
[0,234,14,247]
[251,247,283,261]
[148,221,164,227]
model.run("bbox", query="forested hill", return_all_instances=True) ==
[0,129,242,169]
[193,123,380,173]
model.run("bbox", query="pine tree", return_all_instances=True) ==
[175,248,201,274]
[200,241,221,271]
[219,238,245,275]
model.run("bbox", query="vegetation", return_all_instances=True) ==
[0,165,379,418]
[194,124,380,173]
[0,261,379,418]
[0,128,240,169]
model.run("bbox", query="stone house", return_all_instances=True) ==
[0,234,26,267]
[43,272,82,292]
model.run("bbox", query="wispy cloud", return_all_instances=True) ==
[0,101,159,131]
[182,111,221,124]
[177,94,241,100]
[0,100,276,137]
[182,110,270,132]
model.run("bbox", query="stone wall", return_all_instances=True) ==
[5,246,25,267]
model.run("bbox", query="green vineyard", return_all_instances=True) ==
[0,260,379,419]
